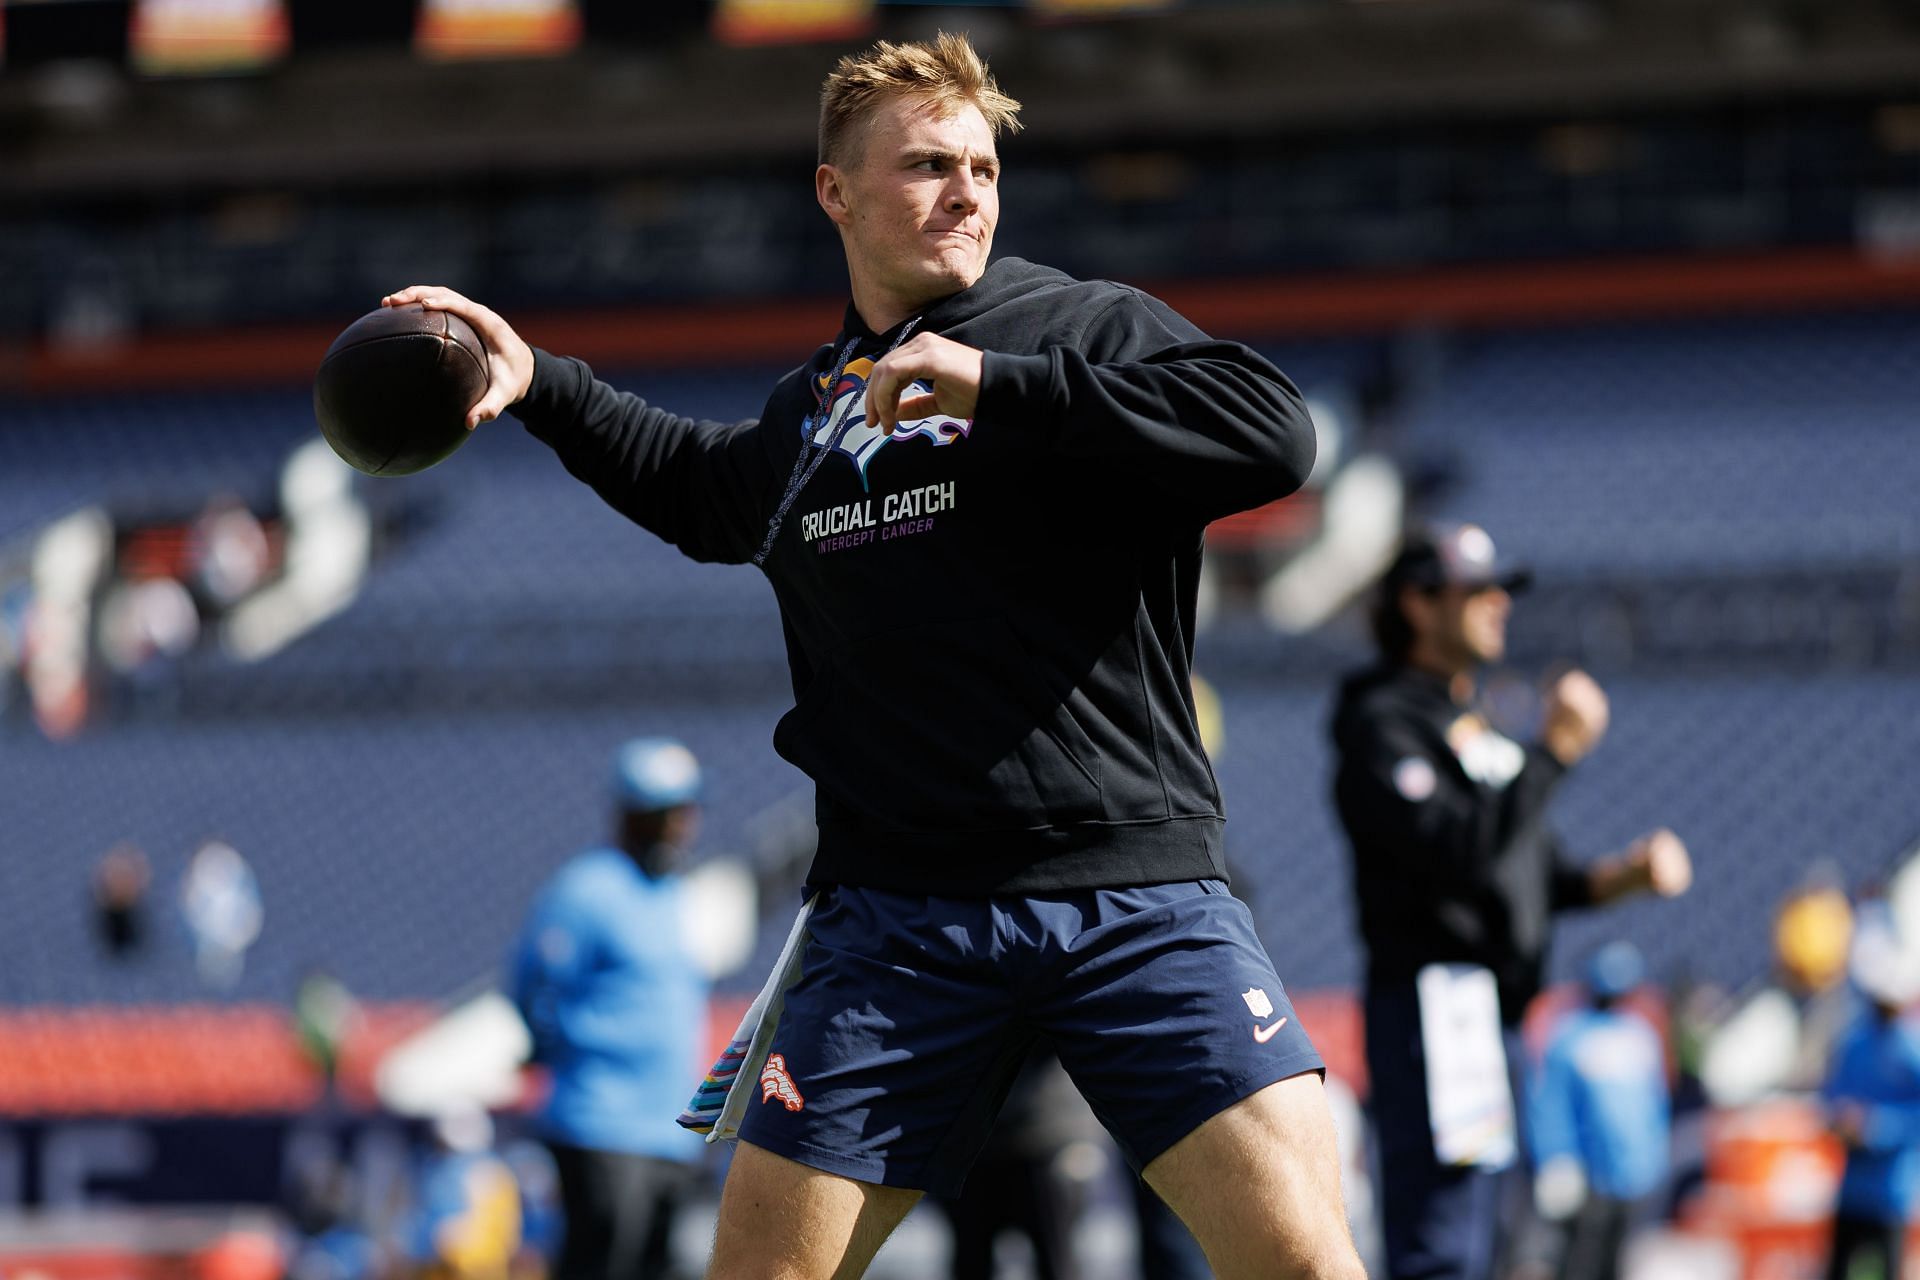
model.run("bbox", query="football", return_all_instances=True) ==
[313,303,489,476]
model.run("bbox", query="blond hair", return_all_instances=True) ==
[818,31,1023,168]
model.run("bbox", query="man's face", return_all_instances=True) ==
[1453,583,1513,665]
[1409,582,1513,668]
[620,804,700,874]
[820,94,1000,316]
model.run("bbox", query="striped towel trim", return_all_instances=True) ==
[676,1041,752,1133]
[676,895,816,1141]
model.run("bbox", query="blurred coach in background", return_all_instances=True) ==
[1329,522,1693,1280]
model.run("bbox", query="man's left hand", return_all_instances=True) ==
[1629,828,1693,897]
[1590,827,1693,903]
[865,333,984,433]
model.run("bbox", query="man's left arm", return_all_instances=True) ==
[507,879,603,1062]
[864,290,1315,523]
[1554,827,1694,911]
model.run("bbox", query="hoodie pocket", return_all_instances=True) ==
[772,615,1103,833]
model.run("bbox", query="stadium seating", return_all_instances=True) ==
[4,668,1913,1010]
[6,105,1915,342]
[1404,310,1920,575]
[0,388,312,543]
[0,704,808,1007]
[2,309,1915,1035]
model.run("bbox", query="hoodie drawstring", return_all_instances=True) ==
[752,318,919,567]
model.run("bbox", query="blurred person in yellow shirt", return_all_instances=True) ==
[412,1107,523,1280]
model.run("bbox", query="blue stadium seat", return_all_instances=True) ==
[1402,310,1920,575]
[0,706,809,1005]
[4,666,1914,1006]
[3,312,1917,1018]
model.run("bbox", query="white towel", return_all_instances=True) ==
[676,894,816,1142]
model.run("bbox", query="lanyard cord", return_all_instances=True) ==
[752,318,919,567]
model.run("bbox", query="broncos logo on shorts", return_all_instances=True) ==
[758,1053,806,1112]
[810,357,970,487]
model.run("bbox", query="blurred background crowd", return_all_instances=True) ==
[1,0,1918,1277]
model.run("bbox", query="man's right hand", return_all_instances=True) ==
[1542,668,1609,765]
[381,286,535,429]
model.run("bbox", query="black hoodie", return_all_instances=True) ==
[514,257,1315,895]
[1329,663,1595,1023]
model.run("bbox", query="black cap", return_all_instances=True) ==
[1385,522,1532,594]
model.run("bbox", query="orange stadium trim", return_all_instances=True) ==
[0,1003,435,1116]
[11,248,1920,396]
[0,993,759,1118]
[0,993,1359,1116]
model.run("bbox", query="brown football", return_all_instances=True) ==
[313,303,488,476]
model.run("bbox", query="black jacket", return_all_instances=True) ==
[1330,664,1594,1023]
[514,257,1314,895]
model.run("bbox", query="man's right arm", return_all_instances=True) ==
[514,350,769,564]
[378,285,772,565]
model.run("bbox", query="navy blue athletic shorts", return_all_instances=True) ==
[735,879,1323,1196]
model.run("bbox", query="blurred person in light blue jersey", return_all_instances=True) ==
[508,737,709,1280]
[1527,941,1670,1280]
[1819,908,1920,1280]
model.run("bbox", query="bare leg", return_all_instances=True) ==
[705,1141,923,1280]
[1143,1073,1365,1280]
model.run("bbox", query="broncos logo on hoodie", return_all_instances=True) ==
[809,357,971,488]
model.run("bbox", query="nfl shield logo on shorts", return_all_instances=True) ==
[1242,988,1274,1019]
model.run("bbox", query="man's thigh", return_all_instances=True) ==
[1025,882,1359,1278]
[707,1141,921,1280]
[1144,1074,1364,1280]
[1033,880,1324,1173]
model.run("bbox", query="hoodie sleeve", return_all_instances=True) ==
[975,287,1315,524]
[510,349,774,565]
[1549,837,1600,912]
